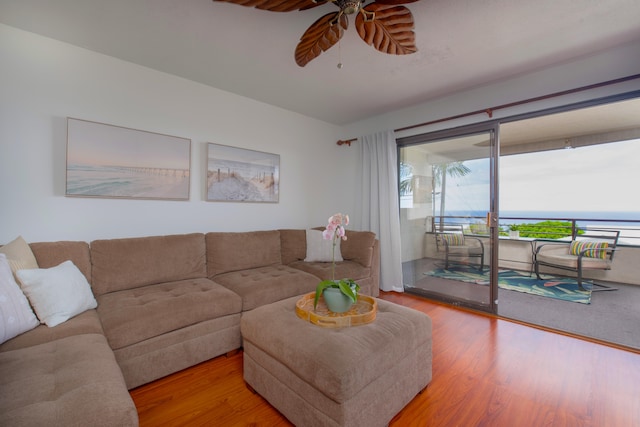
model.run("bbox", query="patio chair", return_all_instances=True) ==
[434,224,485,271]
[534,229,620,291]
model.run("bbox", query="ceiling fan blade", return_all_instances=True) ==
[372,0,420,4]
[212,0,328,12]
[355,4,417,55]
[295,12,348,67]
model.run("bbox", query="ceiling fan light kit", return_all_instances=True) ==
[212,0,419,67]
[337,0,362,15]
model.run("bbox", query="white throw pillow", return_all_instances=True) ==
[0,253,40,343]
[304,229,343,262]
[0,235,39,278]
[16,260,98,327]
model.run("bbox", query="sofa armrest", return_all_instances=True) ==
[368,239,380,297]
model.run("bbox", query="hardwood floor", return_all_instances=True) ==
[130,292,640,426]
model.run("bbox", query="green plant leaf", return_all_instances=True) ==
[314,280,337,309]
[338,280,358,303]
[313,279,360,309]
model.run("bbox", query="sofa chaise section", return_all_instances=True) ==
[0,240,138,426]
[0,333,139,427]
[90,233,243,389]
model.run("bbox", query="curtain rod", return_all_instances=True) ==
[336,73,640,146]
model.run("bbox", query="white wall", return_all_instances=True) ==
[338,39,640,265]
[0,24,359,243]
[4,23,640,246]
[341,40,640,140]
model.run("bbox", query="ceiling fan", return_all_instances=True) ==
[212,0,419,67]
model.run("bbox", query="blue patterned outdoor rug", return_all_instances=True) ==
[425,264,592,304]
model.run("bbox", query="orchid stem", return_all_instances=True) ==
[331,236,336,281]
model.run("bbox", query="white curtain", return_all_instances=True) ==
[356,130,404,292]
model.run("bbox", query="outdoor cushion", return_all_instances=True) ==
[441,233,465,246]
[536,251,611,269]
[570,240,608,259]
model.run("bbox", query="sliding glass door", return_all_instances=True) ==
[398,124,498,313]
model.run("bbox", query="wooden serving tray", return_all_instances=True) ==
[295,292,377,328]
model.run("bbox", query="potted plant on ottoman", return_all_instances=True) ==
[313,213,360,313]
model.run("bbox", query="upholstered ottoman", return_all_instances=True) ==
[241,295,432,427]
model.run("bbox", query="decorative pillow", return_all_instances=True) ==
[0,236,39,277]
[0,254,40,344]
[16,260,98,327]
[441,233,465,246]
[304,229,343,262]
[570,240,609,259]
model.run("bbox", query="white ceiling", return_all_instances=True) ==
[2,0,640,125]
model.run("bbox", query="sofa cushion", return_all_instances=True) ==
[0,236,38,277]
[0,334,138,426]
[341,230,377,267]
[114,314,242,389]
[0,310,104,352]
[304,229,343,262]
[279,229,307,265]
[289,260,371,284]
[212,265,319,311]
[91,233,207,296]
[30,240,92,283]
[97,277,242,350]
[16,261,98,327]
[0,254,39,344]
[206,230,281,277]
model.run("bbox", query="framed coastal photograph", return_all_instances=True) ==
[66,118,191,200]
[206,143,279,203]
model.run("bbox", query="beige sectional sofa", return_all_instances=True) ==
[0,229,379,426]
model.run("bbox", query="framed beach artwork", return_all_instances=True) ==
[206,143,280,203]
[66,118,191,200]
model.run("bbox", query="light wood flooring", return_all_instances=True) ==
[130,292,640,426]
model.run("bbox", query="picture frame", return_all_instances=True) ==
[206,143,280,203]
[66,118,191,200]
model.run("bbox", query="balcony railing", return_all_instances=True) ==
[425,214,640,286]
[428,215,640,246]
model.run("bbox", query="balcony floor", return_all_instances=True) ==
[403,257,640,351]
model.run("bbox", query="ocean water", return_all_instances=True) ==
[66,164,189,199]
[446,210,640,224]
[500,210,640,222]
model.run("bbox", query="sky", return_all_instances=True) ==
[67,119,190,169]
[438,138,640,214]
